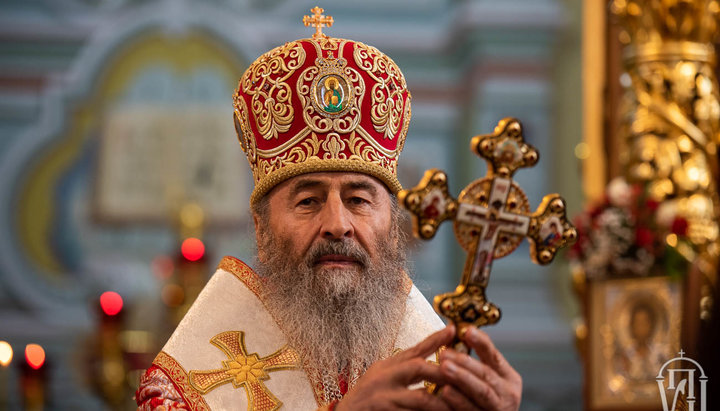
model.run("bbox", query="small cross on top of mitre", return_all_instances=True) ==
[399,118,577,339]
[303,6,334,40]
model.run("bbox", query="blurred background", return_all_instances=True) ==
[0,0,588,409]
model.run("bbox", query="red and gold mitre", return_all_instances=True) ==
[233,7,411,205]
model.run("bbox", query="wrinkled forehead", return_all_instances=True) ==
[268,171,392,199]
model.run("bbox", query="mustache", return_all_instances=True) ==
[304,239,370,268]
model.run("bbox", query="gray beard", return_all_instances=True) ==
[256,230,408,379]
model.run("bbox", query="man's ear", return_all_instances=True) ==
[253,213,268,263]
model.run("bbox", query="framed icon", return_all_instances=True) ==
[586,276,682,410]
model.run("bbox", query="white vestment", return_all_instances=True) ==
[136,256,445,411]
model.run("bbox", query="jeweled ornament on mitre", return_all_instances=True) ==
[233,6,412,205]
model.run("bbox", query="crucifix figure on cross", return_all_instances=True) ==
[399,117,577,352]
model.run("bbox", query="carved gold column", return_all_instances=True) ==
[611,0,720,323]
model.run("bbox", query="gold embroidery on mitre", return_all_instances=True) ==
[250,130,401,199]
[311,57,354,117]
[234,97,257,163]
[322,133,346,159]
[314,36,343,52]
[188,331,299,411]
[233,9,412,205]
[353,41,409,140]
[241,41,306,141]
[298,45,365,134]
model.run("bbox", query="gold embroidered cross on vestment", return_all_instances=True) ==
[399,118,577,349]
[189,331,299,411]
[303,6,334,40]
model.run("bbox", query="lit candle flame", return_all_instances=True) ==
[25,344,45,370]
[0,341,12,367]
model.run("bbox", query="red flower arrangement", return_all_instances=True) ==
[569,177,693,279]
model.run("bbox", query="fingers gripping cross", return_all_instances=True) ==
[399,118,577,350]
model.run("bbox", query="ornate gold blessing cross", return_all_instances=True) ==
[303,6,333,40]
[399,118,576,349]
[189,331,299,411]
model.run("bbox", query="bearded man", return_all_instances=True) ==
[136,9,522,411]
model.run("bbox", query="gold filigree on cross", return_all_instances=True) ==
[399,118,577,346]
[188,331,299,411]
[303,6,334,40]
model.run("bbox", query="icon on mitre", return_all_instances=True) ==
[319,75,345,113]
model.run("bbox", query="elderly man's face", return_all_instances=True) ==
[258,172,393,272]
[254,172,406,373]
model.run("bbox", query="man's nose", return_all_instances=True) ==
[320,193,353,240]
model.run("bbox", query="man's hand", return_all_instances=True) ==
[336,326,455,411]
[336,324,522,411]
[438,327,522,411]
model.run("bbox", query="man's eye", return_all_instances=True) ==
[297,197,316,207]
[348,197,369,205]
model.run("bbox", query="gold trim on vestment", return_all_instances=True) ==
[188,331,300,411]
[152,351,211,410]
[218,256,262,296]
